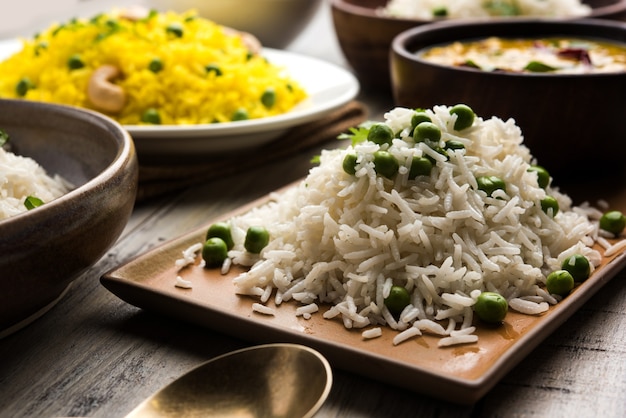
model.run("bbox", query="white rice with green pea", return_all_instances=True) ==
[380,0,591,19]
[0,146,71,220]
[178,104,619,347]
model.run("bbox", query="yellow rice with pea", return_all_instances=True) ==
[0,9,307,125]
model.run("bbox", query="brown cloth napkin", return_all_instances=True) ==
[136,100,368,201]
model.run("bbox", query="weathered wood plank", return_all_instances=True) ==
[1,3,625,418]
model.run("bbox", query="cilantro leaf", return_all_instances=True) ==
[338,121,375,146]
[0,129,9,147]
[24,196,44,210]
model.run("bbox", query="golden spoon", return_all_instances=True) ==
[125,343,333,418]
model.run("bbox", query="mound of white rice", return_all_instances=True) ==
[380,0,591,19]
[180,105,617,347]
[0,147,71,220]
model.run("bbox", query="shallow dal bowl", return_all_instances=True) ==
[146,0,323,49]
[330,0,626,94]
[0,99,138,336]
[389,18,626,180]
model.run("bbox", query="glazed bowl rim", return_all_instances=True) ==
[0,99,135,228]
[330,0,626,21]
[392,17,626,79]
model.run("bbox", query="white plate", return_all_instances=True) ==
[0,40,359,158]
[125,48,359,157]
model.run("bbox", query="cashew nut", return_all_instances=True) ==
[239,32,262,55]
[223,27,262,55]
[87,65,126,114]
[119,6,150,21]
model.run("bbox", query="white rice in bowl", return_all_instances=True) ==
[0,145,71,220]
[179,104,621,347]
[380,0,592,19]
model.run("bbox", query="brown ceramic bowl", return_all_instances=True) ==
[330,0,626,93]
[390,18,626,179]
[147,0,322,49]
[0,99,138,336]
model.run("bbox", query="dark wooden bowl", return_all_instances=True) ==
[330,0,626,94]
[0,99,138,336]
[390,18,626,180]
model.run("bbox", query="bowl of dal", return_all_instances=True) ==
[390,18,626,179]
[330,0,626,94]
[0,99,138,336]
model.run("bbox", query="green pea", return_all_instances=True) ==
[205,64,222,76]
[34,41,48,56]
[410,111,431,130]
[433,6,448,17]
[261,88,276,108]
[540,196,559,216]
[444,139,465,159]
[444,140,465,155]
[24,196,44,210]
[473,291,508,324]
[367,123,394,145]
[449,104,475,130]
[546,270,574,296]
[244,226,270,254]
[342,152,358,175]
[206,222,234,250]
[528,165,550,189]
[67,54,85,70]
[476,176,506,197]
[16,77,35,97]
[232,108,249,121]
[89,13,104,24]
[413,122,441,148]
[599,210,626,235]
[486,1,519,15]
[0,128,8,147]
[105,19,120,31]
[148,58,164,73]
[202,237,228,268]
[141,108,161,124]
[384,285,411,316]
[166,23,184,37]
[373,150,399,179]
[52,24,66,37]
[408,156,432,179]
[419,146,448,163]
[561,254,590,283]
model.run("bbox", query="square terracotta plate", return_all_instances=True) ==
[101,183,626,404]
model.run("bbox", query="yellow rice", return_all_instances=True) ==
[0,9,307,125]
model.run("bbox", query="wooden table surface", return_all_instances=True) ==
[1,2,625,417]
